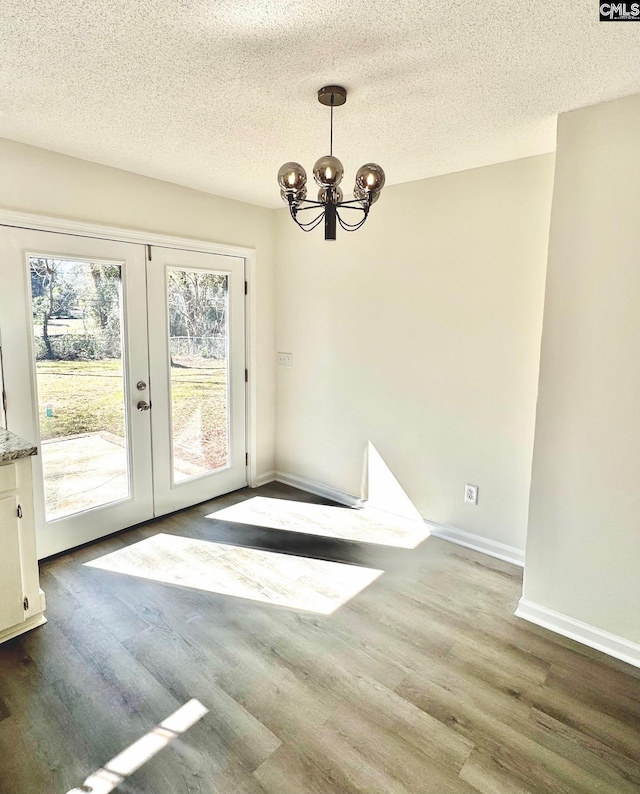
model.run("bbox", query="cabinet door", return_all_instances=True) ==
[0,495,24,630]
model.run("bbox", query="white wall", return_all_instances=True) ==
[275,154,555,551]
[523,94,640,644]
[0,138,557,557]
[0,138,276,479]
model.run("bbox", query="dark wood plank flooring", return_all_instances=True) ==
[1,482,639,793]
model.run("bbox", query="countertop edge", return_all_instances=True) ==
[0,446,38,463]
[0,429,39,464]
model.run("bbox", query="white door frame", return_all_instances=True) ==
[0,209,259,494]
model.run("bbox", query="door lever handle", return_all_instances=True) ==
[137,401,151,412]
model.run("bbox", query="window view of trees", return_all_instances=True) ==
[30,261,229,365]
[29,258,128,519]
[168,269,228,364]
[167,269,229,480]
[30,258,122,360]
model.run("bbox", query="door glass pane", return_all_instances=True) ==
[28,257,129,520]
[167,269,229,482]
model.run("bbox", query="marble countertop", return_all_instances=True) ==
[0,429,38,463]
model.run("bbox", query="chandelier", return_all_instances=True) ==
[277,86,385,241]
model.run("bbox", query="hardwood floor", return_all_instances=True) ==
[1,482,639,793]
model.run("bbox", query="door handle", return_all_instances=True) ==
[137,401,151,412]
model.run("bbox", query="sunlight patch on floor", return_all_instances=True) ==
[84,533,382,614]
[208,496,429,549]
[66,698,208,794]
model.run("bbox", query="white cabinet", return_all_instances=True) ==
[0,494,23,629]
[0,455,46,644]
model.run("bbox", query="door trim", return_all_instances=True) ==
[0,210,256,258]
[0,209,258,489]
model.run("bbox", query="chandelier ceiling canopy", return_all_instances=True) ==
[277,86,385,241]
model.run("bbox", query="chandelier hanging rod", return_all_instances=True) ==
[329,94,334,156]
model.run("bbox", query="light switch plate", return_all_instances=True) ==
[278,352,293,367]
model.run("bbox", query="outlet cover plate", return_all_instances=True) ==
[464,484,478,505]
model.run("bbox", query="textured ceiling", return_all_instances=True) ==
[0,1,639,208]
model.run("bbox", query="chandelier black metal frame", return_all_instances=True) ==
[277,86,385,241]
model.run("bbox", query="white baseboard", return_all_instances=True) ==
[0,613,47,646]
[516,598,640,669]
[274,471,365,509]
[252,470,276,488]
[273,471,523,567]
[425,520,525,567]
[256,472,640,670]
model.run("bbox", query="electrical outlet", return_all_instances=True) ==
[278,352,293,367]
[464,484,478,505]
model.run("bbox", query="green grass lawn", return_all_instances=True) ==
[36,359,228,470]
[36,360,127,441]
[170,364,229,470]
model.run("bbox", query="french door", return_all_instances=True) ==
[147,245,246,515]
[0,227,246,559]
